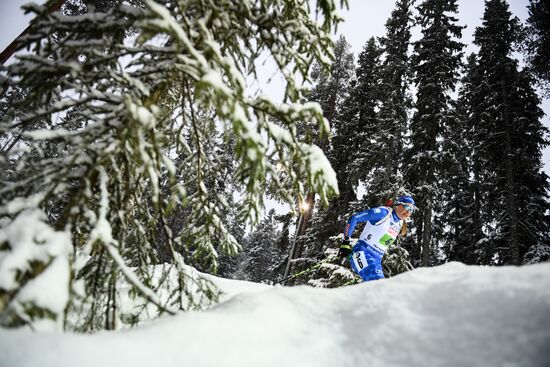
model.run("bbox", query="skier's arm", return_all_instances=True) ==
[344,208,389,238]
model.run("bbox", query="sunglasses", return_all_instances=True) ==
[401,203,416,213]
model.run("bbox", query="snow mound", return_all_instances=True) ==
[1,262,549,367]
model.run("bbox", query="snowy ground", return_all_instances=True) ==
[1,262,549,367]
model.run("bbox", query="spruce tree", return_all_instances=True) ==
[472,0,550,265]
[367,0,414,205]
[441,54,484,264]
[346,37,383,203]
[404,0,464,266]
[238,209,282,283]
[268,212,292,280]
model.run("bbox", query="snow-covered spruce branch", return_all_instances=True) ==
[85,167,177,315]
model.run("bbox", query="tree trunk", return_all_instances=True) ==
[501,78,520,265]
[472,155,483,239]
[298,192,315,236]
[421,203,432,266]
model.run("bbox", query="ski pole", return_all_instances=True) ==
[274,259,326,285]
[274,256,336,285]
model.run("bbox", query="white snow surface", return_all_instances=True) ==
[1,262,550,367]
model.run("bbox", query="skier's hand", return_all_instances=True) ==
[338,237,352,258]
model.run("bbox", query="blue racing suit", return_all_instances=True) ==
[344,207,404,282]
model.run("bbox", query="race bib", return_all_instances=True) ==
[352,251,368,270]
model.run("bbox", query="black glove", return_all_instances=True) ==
[338,236,352,258]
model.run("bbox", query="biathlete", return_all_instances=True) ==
[338,195,416,282]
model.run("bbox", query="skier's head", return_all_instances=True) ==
[395,195,416,219]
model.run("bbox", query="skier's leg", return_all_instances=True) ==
[349,241,383,281]
[363,244,385,281]
[350,241,386,282]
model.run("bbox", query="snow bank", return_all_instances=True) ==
[1,262,549,367]
[200,270,271,301]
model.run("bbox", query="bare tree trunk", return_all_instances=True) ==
[284,214,303,280]
[298,192,315,236]
[293,192,315,258]
[105,270,117,330]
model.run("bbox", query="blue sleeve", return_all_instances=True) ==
[344,207,389,238]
